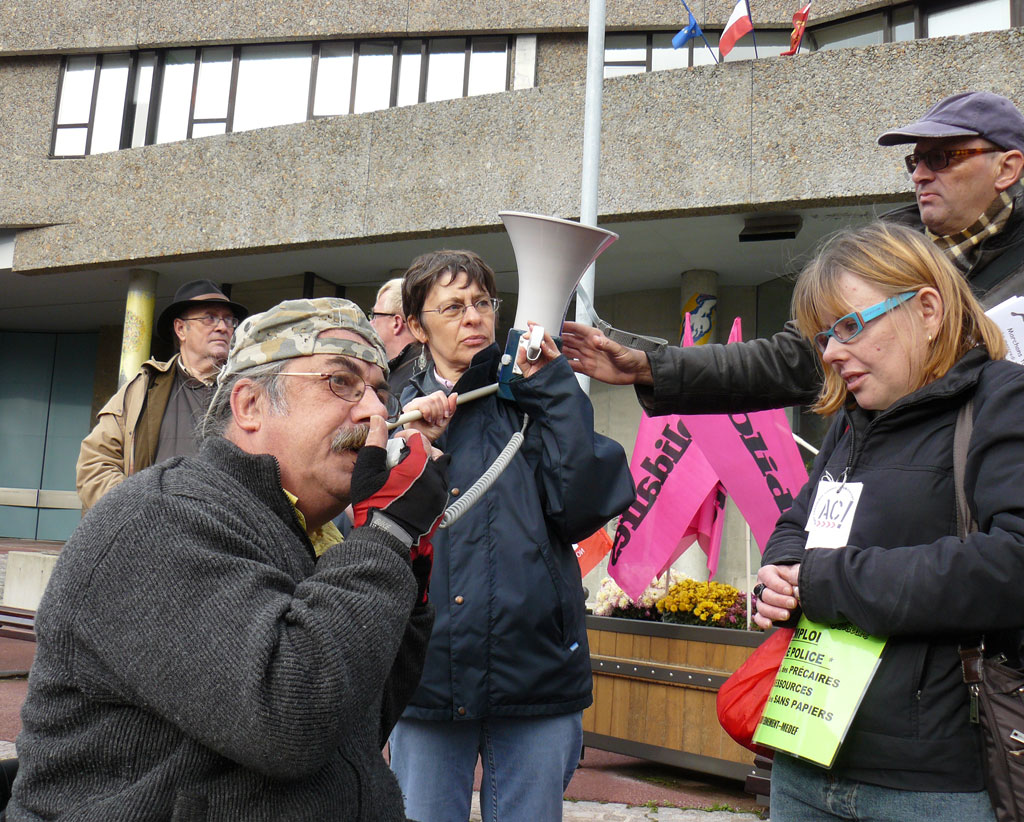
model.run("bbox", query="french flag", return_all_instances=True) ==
[719,0,753,58]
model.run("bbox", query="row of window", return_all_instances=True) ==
[605,0,1013,71]
[52,0,1017,157]
[53,37,513,157]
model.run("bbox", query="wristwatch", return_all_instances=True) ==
[367,511,413,549]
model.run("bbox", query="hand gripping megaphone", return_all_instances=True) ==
[495,211,619,398]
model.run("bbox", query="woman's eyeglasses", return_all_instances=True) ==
[420,297,501,321]
[279,371,400,420]
[813,291,919,354]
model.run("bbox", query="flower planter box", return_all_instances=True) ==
[583,614,766,782]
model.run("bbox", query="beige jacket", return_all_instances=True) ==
[76,356,178,511]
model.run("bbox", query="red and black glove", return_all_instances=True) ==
[351,435,450,604]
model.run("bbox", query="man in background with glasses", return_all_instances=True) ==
[10,298,450,821]
[370,276,431,394]
[563,90,1024,414]
[76,279,248,510]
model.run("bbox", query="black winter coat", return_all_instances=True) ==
[638,185,1024,416]
[400,345,634,720]
[763,349,1024,792]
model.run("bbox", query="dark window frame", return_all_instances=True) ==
[50,35,513,158]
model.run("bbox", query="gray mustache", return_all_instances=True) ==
[331,424,370,452]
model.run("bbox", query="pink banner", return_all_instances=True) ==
[608,413,718,601]
[681,410,807,551]
[609,315,807,600]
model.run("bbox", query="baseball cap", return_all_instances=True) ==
[221,297,388,383]
[877,91,1024,153]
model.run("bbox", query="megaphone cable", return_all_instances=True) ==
[438,414,530,529]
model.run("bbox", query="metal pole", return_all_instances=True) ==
[118,269,158,387]
[575,0,607,395]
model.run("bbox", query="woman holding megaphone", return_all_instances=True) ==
[385,249,634,822]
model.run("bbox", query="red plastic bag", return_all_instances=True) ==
[716,627,794,757]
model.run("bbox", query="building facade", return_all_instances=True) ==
[1,0,1021,586]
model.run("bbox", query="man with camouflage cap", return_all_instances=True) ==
[9,298,450,822]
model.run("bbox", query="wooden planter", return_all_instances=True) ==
[583,614,766,782]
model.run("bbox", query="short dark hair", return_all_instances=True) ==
[401,250,498,319]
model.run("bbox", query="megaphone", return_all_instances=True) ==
[497,211,618,397]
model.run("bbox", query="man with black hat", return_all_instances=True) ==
[562,90,1024,413]
[76,279,248,510]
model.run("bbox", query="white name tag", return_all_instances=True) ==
[804,479,862,549]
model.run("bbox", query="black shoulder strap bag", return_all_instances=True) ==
[954,398,1024,822]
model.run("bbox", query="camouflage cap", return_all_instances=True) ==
[220,297,388,383]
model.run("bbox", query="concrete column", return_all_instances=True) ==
[679,269,718,345]
[118,269,158,388]
[669,270,718,582]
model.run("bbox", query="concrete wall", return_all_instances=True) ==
[0,0,895,54]
[4,30,1023,275]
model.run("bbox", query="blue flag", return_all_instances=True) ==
[672,12,702,48]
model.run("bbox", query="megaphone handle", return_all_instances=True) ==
[386,382,500,431]
[525,325,545,362]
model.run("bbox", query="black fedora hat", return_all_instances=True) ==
[157,279,249,341]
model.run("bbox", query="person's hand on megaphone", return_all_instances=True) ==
[561,321,654,386]
[516,322,561,379]
[398,389,457,443]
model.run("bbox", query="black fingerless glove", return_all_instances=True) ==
[351,436,450,603]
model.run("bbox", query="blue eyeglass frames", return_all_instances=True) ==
[813,291,919,354]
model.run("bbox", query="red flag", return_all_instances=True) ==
[719,0,753,58]
[574,528,612,578]
[781,2,812,56]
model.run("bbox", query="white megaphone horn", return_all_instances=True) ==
[500,211,619,332]
[496,211,618,395]
[388,211,620,428]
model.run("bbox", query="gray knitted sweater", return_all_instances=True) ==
[8,437,432,821]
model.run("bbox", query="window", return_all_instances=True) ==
[602,0,1014,75]
[810,14,885,50]
[927,0,1010,36]
[52,54,134,156]
[234,44,313,132]
[604,34,648,77]
[51,35,512,157]
[606,30,791,71]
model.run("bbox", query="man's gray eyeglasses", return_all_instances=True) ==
[279,370,401,419]
[180,314,240,328]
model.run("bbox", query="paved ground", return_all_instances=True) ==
[0,538,767,820]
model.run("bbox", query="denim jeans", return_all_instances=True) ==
[389,712,583,822]
[771,753,997,822]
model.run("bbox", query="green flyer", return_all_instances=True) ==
[752,615,886,767]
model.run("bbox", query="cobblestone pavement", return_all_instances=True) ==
[469,794,763,821]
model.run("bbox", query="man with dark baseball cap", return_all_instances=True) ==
[76,279,249,509]
[11,297,449,821]
[877,90,1024,295]
[563,90,1024,414]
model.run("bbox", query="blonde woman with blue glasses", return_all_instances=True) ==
[755,222,1024,821]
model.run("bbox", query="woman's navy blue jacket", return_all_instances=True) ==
[400,345,634,720]
[764,348,1024,791]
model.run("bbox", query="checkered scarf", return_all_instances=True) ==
[926,182,1021,272]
